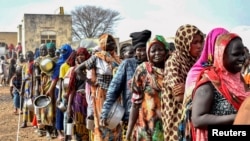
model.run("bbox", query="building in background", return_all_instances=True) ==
[0,32,17,47]
[18,13,72,54]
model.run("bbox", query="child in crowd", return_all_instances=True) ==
[10,66,23,114]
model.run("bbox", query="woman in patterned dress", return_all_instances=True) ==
[126,35,169,141]
[161,24,204,141]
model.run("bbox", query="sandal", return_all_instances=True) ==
[13,111,18,115]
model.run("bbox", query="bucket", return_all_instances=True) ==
[86,117,94,130]
[66,123,74,135]
[106,101,125,129]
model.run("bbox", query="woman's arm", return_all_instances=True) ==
[126,103,140,140]
[191,83,235,128]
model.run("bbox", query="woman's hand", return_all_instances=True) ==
[99,118,108,127]
[172,83,185,102]
[56,98,61,106]
[67,107,72,118]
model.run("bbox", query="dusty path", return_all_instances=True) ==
[0,86,57,141]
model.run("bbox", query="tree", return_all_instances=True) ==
[71,5,122,40]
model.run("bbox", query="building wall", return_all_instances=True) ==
[0,32,17,46]
[22,14,72,54]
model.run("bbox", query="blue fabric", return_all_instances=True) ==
[55,88,64,130]
[52,44,72,80]
[101,57,139,121]
[13,91,21,108]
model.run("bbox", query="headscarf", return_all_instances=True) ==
[95,34,121,65]
[65,50,76,67]
[130,29,152,50]
[68,47,91,96]
[51,44,72,80]
[143,35,169,91]
[46,42,56,49]
[163,24,204,96]
[76,47,91,60]
[193,33,250,110]
[147,35,169,63]
[184,27,229,104]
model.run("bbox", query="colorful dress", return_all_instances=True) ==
[40,56,57,126]
[82,34,121,141]
[130,62,164,141]
[22,61,34,123]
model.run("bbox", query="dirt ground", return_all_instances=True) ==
[0,86,58,141]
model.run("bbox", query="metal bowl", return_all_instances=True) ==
[34,95,51,109]
[106,101,125,129]
[39,57,55,74]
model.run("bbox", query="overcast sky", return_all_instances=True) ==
[1,0,250,46]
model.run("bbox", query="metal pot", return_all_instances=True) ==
[106,101,125,129]
[39,57,55,75]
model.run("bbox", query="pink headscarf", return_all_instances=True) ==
[184,28,229,103]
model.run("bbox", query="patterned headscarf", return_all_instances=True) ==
[163,24,204,95]
[95,34,121,65]
[147,35,169,63]
[194,33,250,110]
[184,27,229,103]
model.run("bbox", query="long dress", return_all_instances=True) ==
[130,62,164,141]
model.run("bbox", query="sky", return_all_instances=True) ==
[1,0,250,46]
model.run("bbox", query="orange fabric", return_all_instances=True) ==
[95,34,121,65]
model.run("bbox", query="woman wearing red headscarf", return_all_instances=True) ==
[191,33,250,141]
[66,47,91,141]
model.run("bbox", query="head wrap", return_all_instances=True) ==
[99,34,116,51]
[193,33,250,110]
[46,42,56,49]
[130,29,152,50]
[51,44,73,80]
[147,35,169,62]
[163,24,204,96]
[95,34,121,64]
[77,47,91,60]
[184,27,229,103]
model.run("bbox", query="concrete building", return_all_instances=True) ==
[18,14,72,54]
[0,32,17,46]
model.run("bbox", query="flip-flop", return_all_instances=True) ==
[13,111,18,115]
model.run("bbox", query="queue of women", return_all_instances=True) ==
[8,23,250,141]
